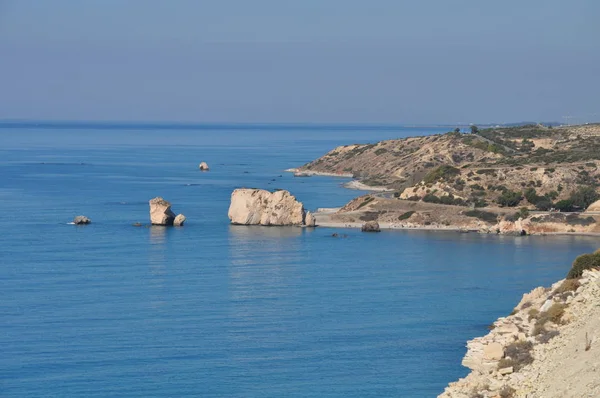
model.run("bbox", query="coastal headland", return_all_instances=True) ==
[291,123,600,235]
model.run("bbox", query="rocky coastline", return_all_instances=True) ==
[439,264,600,398]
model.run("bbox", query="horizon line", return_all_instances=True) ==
[0,119,565,131]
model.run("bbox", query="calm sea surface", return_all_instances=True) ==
[1,125,597,397]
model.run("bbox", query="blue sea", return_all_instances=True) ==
[1,124,597,397]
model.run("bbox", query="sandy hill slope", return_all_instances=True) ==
[298,124,600,210]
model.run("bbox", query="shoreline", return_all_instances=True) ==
[342,180,393,192]
[312,210,600,236]
[285,168,391,192]
[285,168,353,178]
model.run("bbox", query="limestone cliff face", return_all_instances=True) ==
[440,269,600,398]
[228,189,313,226]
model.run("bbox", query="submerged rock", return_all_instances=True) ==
[199,162,210,171]
[361,221,380,232]
[149,197,176,226]
[228,188,313,226]
[73,215,91,225]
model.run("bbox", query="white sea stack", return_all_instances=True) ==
[149,197,176,226]
[228,188,312,226]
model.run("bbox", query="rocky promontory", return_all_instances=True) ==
[295,124,600,234]
[440,253,600,398]
[228,188,315,226]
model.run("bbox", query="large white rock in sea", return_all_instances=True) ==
[228,188,314,226]
[149,197,185,226]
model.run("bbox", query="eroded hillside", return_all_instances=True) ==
[298,124,600,210]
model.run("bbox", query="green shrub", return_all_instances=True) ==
[398,211,415,221]
[533,302,567,336]
[374,148,388,155]
[524,187,541,204]
[357,196,375,209]
[535,198,554,211]
[569,186,599,210]
[554,199,574,212]
[497,190,523,207]
[438,194,466,206]
[554,279,580,294]
[498,341,533,371]
[505,207,530,222]
[546,303,567,323]
[423,165,460,184]
[422,194,441,203]
[465,210,498,223]
[453,178,466,191]
[567,253,600,279]
[472,199,488,208]
[565,215,596,226]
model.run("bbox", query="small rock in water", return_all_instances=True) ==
[361,221,380,232]
[73,215,91,225]
[199,162,209,171]
[132,222,143,227]
[174,214,186,226]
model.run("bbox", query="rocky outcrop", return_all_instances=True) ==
[361,221,380,232]
[228,189,313,226]
[199,162,209,171]
[496,219,528,236]
[440,269,600,398]
[149,197,185,226]
[305,211,316,227]
[73,215,91,225]
[173,214,186,226]
[494,214,599,235]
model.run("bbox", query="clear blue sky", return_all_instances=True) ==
[1,0,598,124]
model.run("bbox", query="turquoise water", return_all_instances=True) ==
[1,126,598,397]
